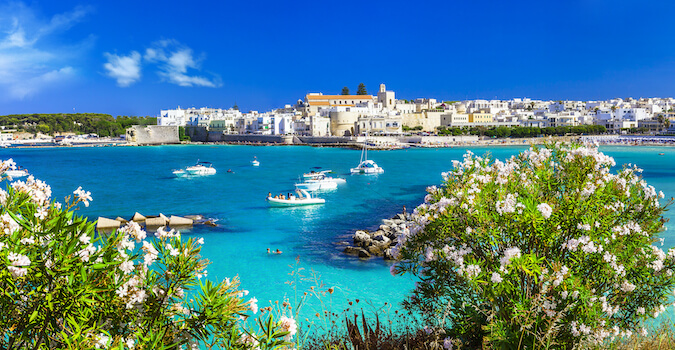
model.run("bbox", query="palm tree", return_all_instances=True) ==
[657,114,665,133]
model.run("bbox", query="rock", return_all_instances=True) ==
[159,213,169,223]
[383,248,395,260]
[131,212,146,223]
[382,219,395,226]
[372,234,391,245]
[392,219,404,225]
[396,213,406,221]
[367,245,383,255]
[358,249,371,258]
[169,215,193,227]
[343,246,361,255]
[354,231,372,246]
[145,217,166,228]
[97,217,120,231]
[379,224,392,232]
[115,217,128,224]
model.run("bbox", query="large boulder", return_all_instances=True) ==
[145,217,166,228]
[131,212,146,223]
[383,248,395,260]
[97,217,120,231]
[358,249,371,258]
[343,246,361,255]
[372,234,391,246]
[169,215,193,227]
[353,230,372,247]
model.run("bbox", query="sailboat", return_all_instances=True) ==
[350,132,384,174]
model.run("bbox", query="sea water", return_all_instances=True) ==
[2,144,675,319]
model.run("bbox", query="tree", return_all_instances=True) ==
[356,83,367,95]
[392,143,674,349]
[341,86,350,95]
[232,103,239,111]
[0,162,293,349]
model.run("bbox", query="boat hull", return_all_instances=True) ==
[295,181,338,191]
[350,167,384,174]
[267,197,325,207]
[4,170,28,178]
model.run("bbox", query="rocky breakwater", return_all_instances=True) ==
[343,213,410,260]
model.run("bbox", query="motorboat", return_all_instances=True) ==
[303,170,332,180]
[251,157,260,166]
[3,169,28,178]
[173,161,216,177]
[351,133,384,174]
[295,176,339,191]
[267,189,325,207]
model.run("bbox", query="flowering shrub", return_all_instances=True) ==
[391,143,675,349]
[0,159,292,349]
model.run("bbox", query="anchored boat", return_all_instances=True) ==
[173,161,216,177]
[267,189,325,207]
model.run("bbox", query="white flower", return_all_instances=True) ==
[73,186,92,207]
[464,264,481,278]
[491,272,503,284]
[500,247,521,268]
[249,297,259,314]
[94,333,109,349]
[279,315,298,340]
[119,260,134,274]
[537,203,553,219]
[8,252,31,266]
[621,280,636,293]
[7,266,28,278]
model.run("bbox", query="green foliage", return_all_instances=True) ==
[435,125,607,138]
[356,83,367,95]
[341,87,350,95]
[178,126,191,142]
[0,160,290,349]
[0,113,156,137]
[392,143,675,349]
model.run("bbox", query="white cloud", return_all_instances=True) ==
[10,67,75,99]
[103,52,142,87]
[0,2,91,100]
[143,40,221,88]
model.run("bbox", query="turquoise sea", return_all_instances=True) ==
[2,144,675,318]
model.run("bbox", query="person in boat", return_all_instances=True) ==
[268,192,272,198]
[275,249,282,254]
[267,248,270,254]
[228,169,234,173]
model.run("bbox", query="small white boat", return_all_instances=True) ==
[351,132,384,174]
[303,170,332,179]
[295,177,338,191]
[251,157,260,166]
[173,161,216,177]
[3,169,28,178]
[267,189,325,207]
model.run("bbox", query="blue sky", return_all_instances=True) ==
[0,0,673,117]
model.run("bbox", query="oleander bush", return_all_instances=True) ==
[0,159,294,349]
[391,143,675,349]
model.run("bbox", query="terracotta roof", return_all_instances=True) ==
[306,94,374,100]
[308,101,330,106]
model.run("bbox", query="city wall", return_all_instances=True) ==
[126,126,179,145]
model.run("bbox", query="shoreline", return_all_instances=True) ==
[5,135,675,149]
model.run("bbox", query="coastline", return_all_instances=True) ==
[5,134,675,149]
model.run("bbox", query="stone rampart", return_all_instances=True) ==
[126,126,179,145]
